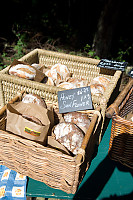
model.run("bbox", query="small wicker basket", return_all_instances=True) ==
[106,78,133,169]
[0,91,101,194]
[0,49,122,142]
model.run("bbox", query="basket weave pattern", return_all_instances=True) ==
[0,95,100,194]
[0,49,122,114]
[108,85,133,169]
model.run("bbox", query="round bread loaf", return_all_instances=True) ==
[63,111,91,134]
[91,76,110,88]
[53,122,84,155]
[9,64,36,80]
[57,82,76,89]
[45,69,58,82]
[67,77,89,88]
[51,63,70,80]
[22,93,47,108]
[46,77,55,86]
[90,83,106,96]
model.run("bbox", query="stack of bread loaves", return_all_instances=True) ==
[44,63,110,96]
[52,111,91,155]
[9,62,110,97]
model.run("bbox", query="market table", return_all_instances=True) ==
[26,119,133,199]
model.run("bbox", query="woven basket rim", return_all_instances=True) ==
[112,113,133,127]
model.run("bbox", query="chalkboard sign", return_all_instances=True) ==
[128,68,133,78]
[97,59,128,71]
[58,86,93,114]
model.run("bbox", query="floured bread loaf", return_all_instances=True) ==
[9,64,36,80]
[22,93,47,108]
[46,77,55,86]
[63,111,91,134]
[91,76,110,88]
[51,63,70,80]
[45,69,61,82]
[53,122,84,155]
[45,63,70,84]
[67,77,89,88]
[57,82,76,89]
[90,83,106,96]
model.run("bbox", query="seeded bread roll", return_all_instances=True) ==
[63,111,91,134]
[53,122,84,155]
[22,93,47,108]
[9,64,36,80]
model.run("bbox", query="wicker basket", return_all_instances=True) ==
[0,91,101,194]
[0,49,122,141]
[106,78,133,169]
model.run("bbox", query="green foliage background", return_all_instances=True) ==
[0,0,133,69]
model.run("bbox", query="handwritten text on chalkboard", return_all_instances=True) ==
[58,86,93,113]
[97,59,128,71]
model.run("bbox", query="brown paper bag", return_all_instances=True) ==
[6,102,54,144]
[47,136,71,155]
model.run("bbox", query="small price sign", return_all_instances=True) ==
[58,86,93,114]
[128,68,133,78]
[97,59,128,71]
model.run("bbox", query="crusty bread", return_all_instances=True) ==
[9,64,36,80]
[22,93,47,108]
[53,122,84,155]
[64,111,90,134]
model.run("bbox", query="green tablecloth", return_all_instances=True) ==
[26,119,133,199]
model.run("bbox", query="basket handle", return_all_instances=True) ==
[0,90,25,116]
[106,78,133,118]
[76,106,101,165]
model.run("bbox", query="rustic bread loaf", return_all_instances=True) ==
[90,83,106,96]
[91,76,110,88]
[57,82,76,89]
[9,64,36,80]
[67,77,89,88]
[63,111,91,134]
[53,122,84,155]
[22,93,47,108]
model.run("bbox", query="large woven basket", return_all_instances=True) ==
[0,49,122,141]
[0,91,101,194]
[106,78,133,169]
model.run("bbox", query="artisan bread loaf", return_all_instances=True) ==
[45,63,70,85]
[51,63,70,80]
[90,83,106,96]
[53,122,84,155]
[22,93,47,108]
[63,111,91,134]
[9,64,36,80]
[91,76,110,87]
[67,77,89,88]
[57,82,76,89]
